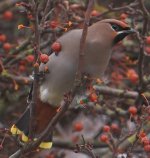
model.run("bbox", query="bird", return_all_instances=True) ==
[10,19,136,149]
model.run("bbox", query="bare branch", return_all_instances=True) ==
[136,0,150,104]
[76,0,94,79]
[28,0,41,138]
[93,85,140,99]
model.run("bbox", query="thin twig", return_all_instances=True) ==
[5,38,51,66]
[76,0,94,80]
[28,1,40,138]
[40,0,52,25]
[4,37,32,65]
[91,0,139,21]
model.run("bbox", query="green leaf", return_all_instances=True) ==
[128,134,137,144]
[1,70,10,77]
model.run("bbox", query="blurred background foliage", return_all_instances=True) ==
[0,0,150,157]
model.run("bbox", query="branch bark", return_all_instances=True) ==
[28,1,40,138]
[93,85,140,99]
[76,0,94,80]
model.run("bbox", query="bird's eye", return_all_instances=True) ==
[111,24,120,32]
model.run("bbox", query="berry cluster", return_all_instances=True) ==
[99,124,119,143]
[139,131,150,152]
[79,92,98,105]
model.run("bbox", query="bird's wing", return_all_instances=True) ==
[39,29,82,106]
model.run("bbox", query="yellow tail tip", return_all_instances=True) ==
[39,142,53,149]
[10,124,22,135]
[21,133,29,142]
[10,125,52,149]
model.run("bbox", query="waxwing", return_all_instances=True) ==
[10,19,136,149]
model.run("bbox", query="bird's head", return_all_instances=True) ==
[98,19,136,45]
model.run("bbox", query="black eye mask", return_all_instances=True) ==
[111,24,124,32]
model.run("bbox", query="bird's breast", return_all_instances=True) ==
[82,41,111,78]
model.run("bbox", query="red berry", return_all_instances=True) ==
[130,73,138,83]
[45,154,55,158]
[91,10,100,16]
[128,106,137,115]
[19,60,26,66]
[50,21,58,29]
[51,42,61,53]
[145,47,150,55]
[19,65,26,72]
[141,137,149,145]
[80,100,84,104]
[139,131,146,138]
[100,134,108,143]
[27,14,34,20]
[111,123,119,131]
[120,13,128,20]
[3,43,12,52]
[71,136,79,143]
[40,54,49,63]
[0,34,7,42]
[73,122,83,132]
[89,93,98,102]
[103,125,110,132]
[26,55,34,63]
[3,11,13,21]
[34,62,39,68]
[144,145,150,152]
[146,36,150,44]
[111,72,123,82]
[126,69,138,83]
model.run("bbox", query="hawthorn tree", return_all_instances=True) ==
[0,0,150,158]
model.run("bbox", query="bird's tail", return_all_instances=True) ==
[10,101,57,149]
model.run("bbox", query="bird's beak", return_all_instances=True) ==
[118,28,137,35]
[113,28,137,45]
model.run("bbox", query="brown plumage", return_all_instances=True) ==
[33,98,57,134]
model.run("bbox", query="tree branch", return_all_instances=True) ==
[93,85,140,99]
[136,0,150,104]
[76,0,94,79]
